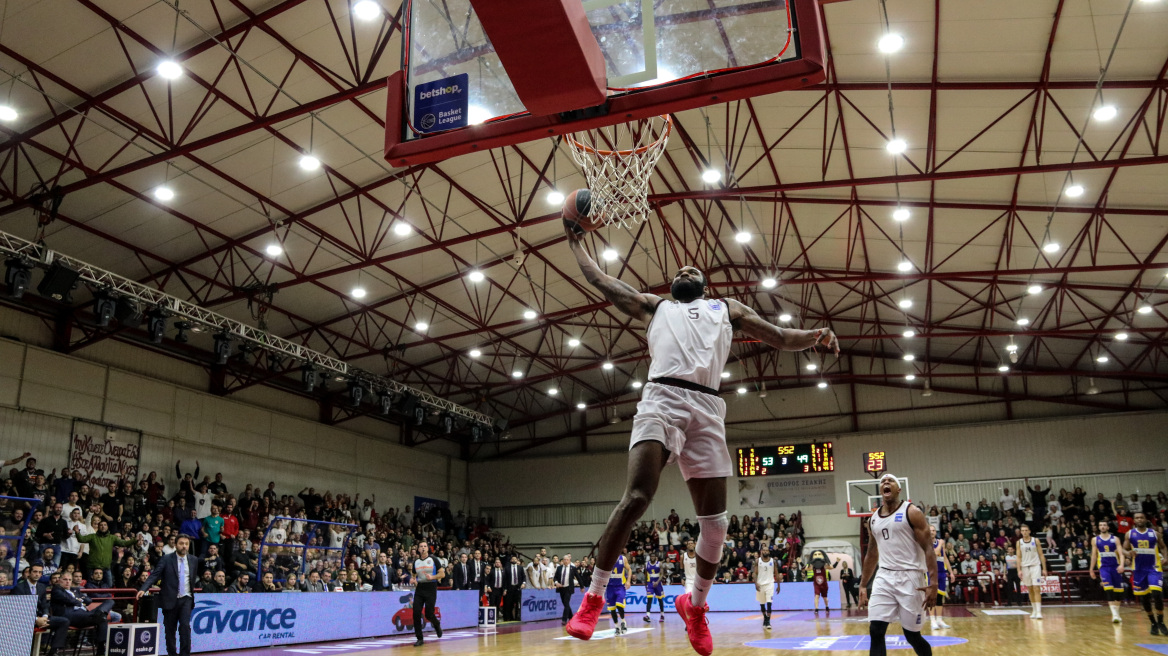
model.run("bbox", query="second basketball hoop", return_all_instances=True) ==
[566,115,672,230]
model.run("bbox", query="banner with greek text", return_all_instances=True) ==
[69,419,142,493]
[736,474,836,509]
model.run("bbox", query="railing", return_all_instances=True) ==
[257,516,358,585]
[0,495,40,591]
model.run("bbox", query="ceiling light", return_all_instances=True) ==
[299,154,321,171]
[602,249,618,262]
[721,371,731,379]
[761,277,777,289]
[903,354,915,361]
[877,33,905,53]
[997,365,1010,373]
[568,338,581,347]
[1042,242,1060,253]
[805,363,817,371]
[1016,317,1030,326]
[897,260,912,272]
[735,231,752,243]
[512,370,523,379]
[1065,184,1085,198]
[892,207,911,221]
[265,243,283,257]
[778,313,792,322]
[350,286,366,299]
[468,270,485,283]
[702,169,722,184]
[921,380,933,397]
[468,349,481,358]
[898,299,912,309]
[1096,355,1109,363]
[548,388,558,396]
[1138,304,1153,315]
[153,186,175,201]
[1086,378,1100,395]
[1115,331,1129,341]
[737,387,747,395]
[1006,344,1018,352]
[576,402,587,410]
[886,138,907,154]
[523,309,538,320]
[547,189,565,205]
[602,362,614,370]
[902,329,916,338]
[467,105,492,125]
[414,321,428,332]
[1093,105,1118,121]
[905,374,916,381]
[156,60,183,80]
[352,0,381,21]
[0,105,18,121]
[632,381,643,389]
[393,222,412,236]
[817,381,828,389]
[1027,284,1043,295]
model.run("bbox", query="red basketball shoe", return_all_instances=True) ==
[675,592,714,655]
[566,592,605,640]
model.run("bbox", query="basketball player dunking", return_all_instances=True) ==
[858,474,938,656]
[1125,511,1167,635]
[1089,520,1125,624]
[1016,524,1048,619]
[562,223,838,656]
[752,547,778,628]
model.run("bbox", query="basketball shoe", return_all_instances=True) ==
[566,592,605,640]
[675,593,714,656]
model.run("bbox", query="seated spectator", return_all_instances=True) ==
[229,572,252,593]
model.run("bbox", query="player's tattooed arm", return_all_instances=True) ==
[567,228,662,321]
[726,299,840,354]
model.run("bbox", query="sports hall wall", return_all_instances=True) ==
[0,308,468,511]
[469,410,1168,547]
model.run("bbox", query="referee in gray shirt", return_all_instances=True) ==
[412,541,444,646]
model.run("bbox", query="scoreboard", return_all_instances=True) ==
[736,442,834,477]
[864,451,887,474]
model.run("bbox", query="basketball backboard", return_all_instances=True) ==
[384,0,826,166]
[846,477,911,518]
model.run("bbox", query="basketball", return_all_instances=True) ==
[562,189,603,234]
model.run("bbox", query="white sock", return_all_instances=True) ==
[588,568,611,596]
[691,574,714,607]
[1110,605,1119,618]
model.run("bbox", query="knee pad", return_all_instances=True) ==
[696,512,729,564]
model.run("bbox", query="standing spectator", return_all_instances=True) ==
[180,511,203,552]
[176,461,199,505]
[76,520,134,587]
[524,556,542,590]
[193,484,213,520]
[12,455,41,497]
[220,500,239,564]
[36,503,68,567]
[1027,478,1052,527]
[201,505,224,556]
[61,507,87,571]
[208,474,227,497]
[1093,493,1113,519]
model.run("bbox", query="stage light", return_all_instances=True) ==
[301,365,316,392]
[4,258,32,298]
[153,186,175,201]
[156,60,183,80]
[892,207,911,221]
[379,393,393,415]
[1093,105,1118,121]
[761,277,777,289]
[547,189,565,205]
[886,138,907,154]
[146,311,167,344]
[523,309,538,320]
[702,169,722,184]
[265,243,283,257]
[347,381,365,406]
[212,332,232,365]
[298,155,321,171]
[93,291,116,327]
[0,105,18,122]
[468,270,485,282]
[878,33,905,53]
[352,0,381,21]
[174,321,191,344]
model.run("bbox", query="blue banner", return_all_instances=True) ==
[521,589,586,621]
[163,590,479,653]
[0,595,36,656]
[413,496,448,514]
[413,74,468,133]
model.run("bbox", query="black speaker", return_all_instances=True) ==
[37,262,80,301]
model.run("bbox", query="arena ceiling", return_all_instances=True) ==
[1,0,1167,458]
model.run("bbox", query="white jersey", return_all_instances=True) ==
[683,553,698,580]
[1018,538,1041,567]
[646,299,733,390]
[868,500,927,573]
[755,559,775,585]
[414,557,437,584]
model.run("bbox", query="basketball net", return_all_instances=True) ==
[566,115,672,229]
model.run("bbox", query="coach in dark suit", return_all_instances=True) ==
[50,571,107,655]
[139,534,198,656]
[553,555,580,625]
[502,556,525,621]
[452,553,471,590]
[372,552,396,591]
[15,563,70,656]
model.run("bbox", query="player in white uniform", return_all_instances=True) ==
[858,474,938,656]
[752,548,779,628]
[562,223,838,656]
[1016,523,1049,619]
[682,540,699,594]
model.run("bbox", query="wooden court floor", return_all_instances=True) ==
[213,605,1168,656]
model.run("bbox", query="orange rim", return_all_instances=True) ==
[567,115,673,157]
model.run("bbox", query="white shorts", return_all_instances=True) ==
[1020,564,1042,587]
[756,582,775,603]
[630,382,731,480]
[868,569,927,632]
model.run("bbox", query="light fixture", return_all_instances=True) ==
[547,189,565,205]
[1042,241,1060,253]
[737,387,747,395]
[998,364,1010,373]
[576,402,587,410]
[1065,184,1085,198]
[212,332,233,365]
[467,105,492,125]
[905,374,917,381]
[902,329,916,338]
[1006,343,1018,352]
[298,154,321,171]
[153,186,175,201]
[632,381,643,389]
[805,363,817,371]
[1138,304,1153,315]
[721,371,731,379]
[511,370,523,379]
[568,338,581,347]
[735,231,752,243]
[1115,331,1129,341]
[778,313,792,322]
[414,321,428,332]
[761,277,777,289]
[468,270,485,283]
[898,299,913,309]
[352,0,382,21]
[0,105,18,121]
[1093,105,1118,121]
[602,362,614,370]
[702,169,722,184]
[4,259,31,298]
[393,222,412,236]
[350,286,367,299]
[817,381,828,389]
[468,349,481,358]
[156,60,183,80]
[265,243,283,257]
[1027,284,1043,295]
[921,380,933,397]
[523,309,538,320]
[1096,355,1109,363]
[877,33,905,53]
[547,387,558,396]
[602,249,618,262]
[892,207,911,221]
[886,138,908,154]
[903,354,915,361]
[897,260,912,272]
[1016,317,1030,326]
[1085,378,1100,396]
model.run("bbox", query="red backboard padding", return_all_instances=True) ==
[467,0,607,116]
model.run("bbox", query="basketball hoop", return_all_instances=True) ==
[566,115,672,229]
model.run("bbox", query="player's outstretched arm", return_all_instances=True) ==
[908,505,939,610]
[726,299,839,354]
[565,223,661,322]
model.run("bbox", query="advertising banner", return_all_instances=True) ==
[0,595,36,656]
[1020,576,1062,596]
[737,475,836,509]
[413,73,469,133]
[520,588,586,621]
[521,581,837,620]
[169,590,479,653]
[69,420,142,494]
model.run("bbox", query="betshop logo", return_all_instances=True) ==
[523,598,558,612]
[191,600,297,635]
[418,84,461,100]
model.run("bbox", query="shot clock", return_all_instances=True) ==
[864,451,887,475]
[736,443,834,476]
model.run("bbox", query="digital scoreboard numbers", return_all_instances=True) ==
[736,442,834,476]
[864,451,887,474]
